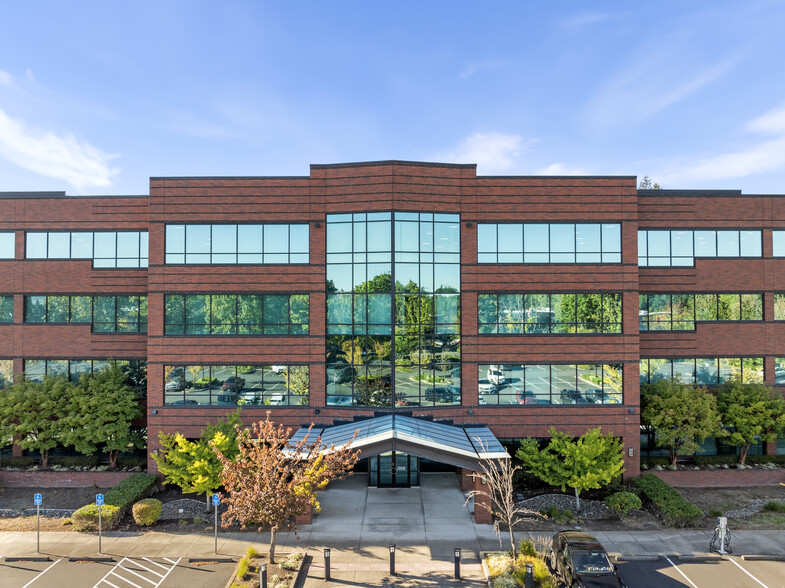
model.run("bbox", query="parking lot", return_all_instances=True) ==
[1,556,236,588]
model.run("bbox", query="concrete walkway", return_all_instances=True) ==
[2,473,785,587]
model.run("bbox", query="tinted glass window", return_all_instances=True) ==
[0,232,14,259]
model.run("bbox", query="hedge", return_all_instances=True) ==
[631,474,703,527]
[105,473,157,509]
[132,498,162,526]
[50,456,100,468]
[0,456,38,468]
[72,504,123,531]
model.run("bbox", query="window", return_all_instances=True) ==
[0,359,12,388]
[0,296,13,323]
[640,357,764,385]
[164,294,309,335]
[23,295,147,332]
[638,230,761,266]
[478,293,622,334]
[477,364,623,405]
[164,364,308,406]
[164,224,309,264]
[23,359,147,384]
[775,358,785,385]
[0,232,14,259]
[477,223,621,264]
[639,293,762,331]
[25,232,148,267]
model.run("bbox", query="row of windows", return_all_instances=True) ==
[164,294,309,335]
[639,293,762,331]
[639,357,764,385]
[327,293,460,335]
[163,364,308,406]
[477,363,622,405]
[477,223,622,264]
[21,359,147,385]
[478,293,622,334]
[0,296,12,322]
[165,224,309,264]
[24,296,148,332]
[25,232,149,268]
[638,230,761,267]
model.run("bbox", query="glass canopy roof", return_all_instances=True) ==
[288,414,509,470]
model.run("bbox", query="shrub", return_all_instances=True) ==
[709,509,723,517]
[605,491,643,518]
[117,457,147,469]
[50,456,99,468]
[513,554,551,586]
[631,474,703,527]
[640,456,671,468]
[747,455,785,465]
[762,501,785,513]
[72,504,122,531]
[0,456,38,468]
[518,539,537,558]
[236,556,249,580]
[693,455,738,467]
[280,552,304,571]
[105,473,157,510]
[132,498,162,526]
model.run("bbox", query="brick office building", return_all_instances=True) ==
[1,160,784,484]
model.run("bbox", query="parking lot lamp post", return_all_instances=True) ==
[259,563,267,588]
[525,563,534,588]
[454,548,461,579]
[389,544,396,576]
[324,548,331,581]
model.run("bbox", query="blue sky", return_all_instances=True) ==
[1,1,784,195]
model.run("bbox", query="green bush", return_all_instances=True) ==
[631,474,703,527]
[605,491,643,518]
[518,539,538,558]
[693,455,738,467]
[50,456,99,468]
[0,456,38,468]
[116,457,147,469]
[193,377,219,388]
[132,498,162,526]
[762,501,785,513]
[105,473,157,510]
[747,455,785,465]
[72,504,122,531]
[640,456,670,467]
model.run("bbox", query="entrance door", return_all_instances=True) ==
[369,451,419,487]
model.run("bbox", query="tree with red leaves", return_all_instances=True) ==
[211,413,360,563]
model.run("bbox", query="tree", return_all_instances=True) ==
[641,378,724,466]
[517,427,625,510]
[464,452,538,558]
[717,380,785,465]
[0,376,73,466]
[152,410,242,510]
[64,363,144,467]
[211,413,360,563]
[639,175,661,190]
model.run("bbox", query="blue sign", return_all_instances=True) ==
[212,494,220,506]
[34,493,42,505]
[96,494,104,505]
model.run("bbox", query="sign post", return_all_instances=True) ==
[212,494,220,554]
[96,494,104,554]
[34,493,42,553]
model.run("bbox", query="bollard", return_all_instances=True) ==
[454,547,461,579]
[324,548,331,581]
[259,563,267,588]
[389,544,396,576]
[525,563,533,588]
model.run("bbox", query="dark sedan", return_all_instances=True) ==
[549,531,626,587]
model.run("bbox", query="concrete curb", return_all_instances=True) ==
[676,553,722,561]
[614,555,660,562]
[741,554,785,561]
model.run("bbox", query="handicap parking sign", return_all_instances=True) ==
[212,494,220,506]
[96,494,104,505]
[34,493,42,505]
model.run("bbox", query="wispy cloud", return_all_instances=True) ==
[0,107,118,189]
[0,70,14,87]
[438,132,531,173]
[658,103,785,184]
[459,59,509,79]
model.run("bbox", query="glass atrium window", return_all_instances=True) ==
[477,223,621,264]
[164,224,309,264]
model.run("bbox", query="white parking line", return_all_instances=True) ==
[725,555,769,588]
[93,557,182,588]
[21,558,61,588]
[664,555,699,588]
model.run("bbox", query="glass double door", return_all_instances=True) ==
[369,451,419,487]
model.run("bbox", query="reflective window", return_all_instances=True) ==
[773,231,785,257]
[164,224,309,264]
[640,293,762,330]
[638,230,761,266]
[164,294,308,335]
[0,296,13,323]
[477,364,622,405]
[477,223,621,264]
[23,295,147,332]
[164,364,308,406]
[0,232,14,259]
[478,293,622,334]
[25,231,148,267]
[0,359,13,388]
[640,357,764,385]
[775,358,785,385]
[23,359,147,385]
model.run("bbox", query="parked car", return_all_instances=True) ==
[478,378,499,394]
[170,399,198,405]
[239,390,263,405]
[583,388,605,403]
[271,365,286,374]
[165,377,185,392]
[424,385,460,403]
[222,376,245,391]
[333,366,356,384]
[549,531,626,587]
[515,389,551,404]
[266,393,286,405]
[487,366,506,385]
[560,388,589,404]
[216,393,238,404]
[327,395,353,406]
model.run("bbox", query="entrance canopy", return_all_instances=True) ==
[289,414,509,471]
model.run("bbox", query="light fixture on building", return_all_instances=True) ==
[628,447,634,458]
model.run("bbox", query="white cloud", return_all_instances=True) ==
[658,103,785,183]
[439,132,530,173]
[0,107,118,189]
[0,70,13,87]
[536,162,591,176]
